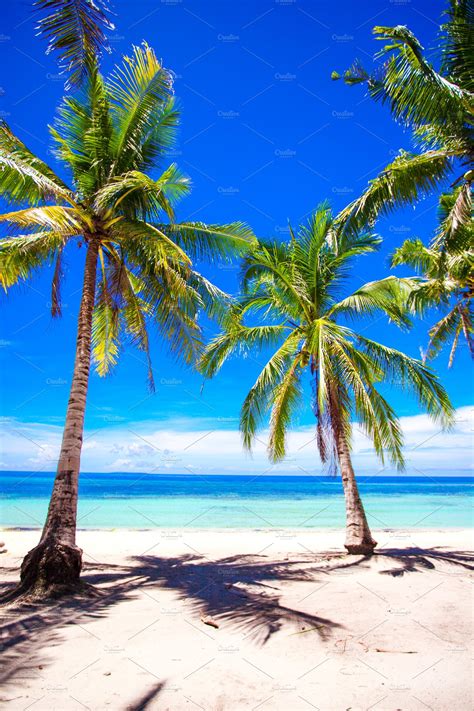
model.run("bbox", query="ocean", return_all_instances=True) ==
[0,471,473,530]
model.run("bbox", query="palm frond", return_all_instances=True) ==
[358,336,455,426]
[391,224,473,365]
[334,24,472,131]
[241,240,312,321]
[333,6,473,251]
[152,287,202,366]
[138,98,180,173]
[330,336,404,464]
[0,121,73,205]
[425,302,473,365]
[268,357,302,462]
[51,67,113,196]
[369,24,472,130]
[92,249,121,377]
[358,384,405,468]
[337,150,454,233]
[0,232,66,290]
[107,43,175,175]
[200,320,293,380]
[154,221,256,261]
[239,330,303,452]
[35,0,114,88]
[328,275,416,328]
[391,238,437,272]
[110,218,191,266]
[187,271,234,326]
[0,205,86,234]
[98,244,156,388]
[439,0,474,92]
[433,182,473,252]
[95,164,190,221]
[115,238,203,367]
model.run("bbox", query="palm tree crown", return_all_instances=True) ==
[0,44,255,387]
[332,0,473,244]
[332,0,473,367]
[201,205,454,467]
[392,231,473,366]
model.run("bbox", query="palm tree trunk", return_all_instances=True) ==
[19,238,99,597]
[335,428,377,555]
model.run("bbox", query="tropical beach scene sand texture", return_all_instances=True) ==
[1,0,473,709]
[1,529,473,710]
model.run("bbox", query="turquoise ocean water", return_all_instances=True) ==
[0,472,473,529]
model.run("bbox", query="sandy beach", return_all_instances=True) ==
[0,527,473,710]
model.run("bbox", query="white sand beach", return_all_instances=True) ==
[1,528,473,711]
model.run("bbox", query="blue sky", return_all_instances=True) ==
[0,0,472,474]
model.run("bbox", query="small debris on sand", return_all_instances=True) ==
[200,615,219,629]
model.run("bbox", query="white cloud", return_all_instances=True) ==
[0,406,472,475]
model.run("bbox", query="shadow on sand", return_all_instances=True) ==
[325,545,474,577]
[0,544,472,702]
[126,682,166,710]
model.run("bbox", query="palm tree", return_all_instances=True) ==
[201,205,454,554]
[0,45,255,597]
[391,224,473,367]
[332,0,473,244]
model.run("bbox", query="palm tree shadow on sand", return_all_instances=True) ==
[305,545,474,578]
[0,545,473,699]
[377,546,474,576]
[0,552,340,696]
[126,682,166,710]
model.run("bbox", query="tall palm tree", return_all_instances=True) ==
[0,45,255,597]
[332,0,473,244]
[201,205,454,554]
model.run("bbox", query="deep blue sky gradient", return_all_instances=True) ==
[0,0,471,440]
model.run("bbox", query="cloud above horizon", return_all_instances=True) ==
[0,406,472,476]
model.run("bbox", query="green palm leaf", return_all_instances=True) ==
[92,256,121,377]
[337,150,454,233]
[94,164,190,221]
[333,5,473,248]
[369,24,472,131]
[0,232,66,290]
[440,0,474,91]
[0,205,86,233]
[434,182,473,252]
[107,43,175,175]
[51,68,113,196]
[391,230,473,362]
[268,357,302,462]
[154,221,257,261]
[0,121,74,206]
[327,275,416,328]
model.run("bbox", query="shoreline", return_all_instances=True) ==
[2,526,472,558]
